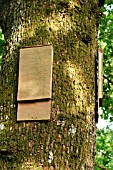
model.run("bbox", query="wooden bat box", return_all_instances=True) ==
[17,45,53,121]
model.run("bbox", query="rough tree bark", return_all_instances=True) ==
[0,0,100,169]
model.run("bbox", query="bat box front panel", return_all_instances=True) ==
[17,45,53,101]
[17,100,51,121]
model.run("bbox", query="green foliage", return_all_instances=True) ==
[95,128,113,170]
[95,1,113,170]
[98,2,113,120]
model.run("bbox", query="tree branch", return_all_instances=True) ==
[97,150,112,161]
[103,75,113,85]
[94,163,107,170]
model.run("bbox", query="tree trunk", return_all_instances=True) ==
[0,0,98,169]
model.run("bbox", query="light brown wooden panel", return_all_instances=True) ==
[17,100,51,121]
[17,45,53,101]
[98,49,103,99]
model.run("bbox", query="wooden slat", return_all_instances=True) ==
[17,100,51,121]
[17,45,53,101]
[98,49,103,99]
